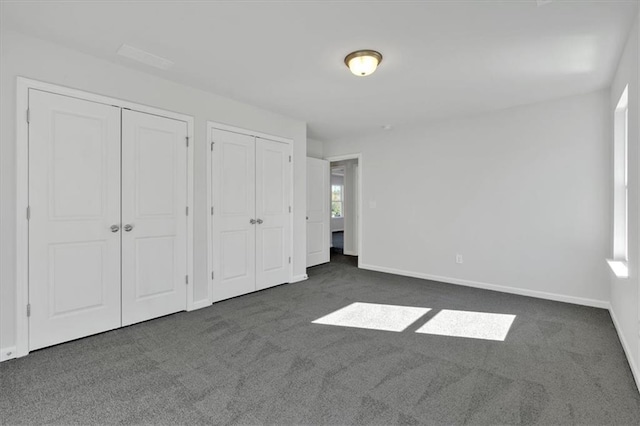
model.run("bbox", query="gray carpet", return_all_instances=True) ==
[1,254,639,425]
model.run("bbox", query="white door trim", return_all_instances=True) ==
[15,77,195,358]
[207,121,294,303]
[324,153,363,268]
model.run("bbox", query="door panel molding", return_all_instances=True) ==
[15,77,195,359]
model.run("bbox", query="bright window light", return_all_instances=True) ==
[312,302,430,332]
[415,309,516,341]
[611,86,629,269]
[607,259,628,278]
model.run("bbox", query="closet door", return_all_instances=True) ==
[212,129,256,301]
[121,110,188,326]
[28,90,121,350]
[255,138,291,290]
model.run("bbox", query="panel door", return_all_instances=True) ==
[255,138,291,290]
[28,90,121,351]
[212,129,256,302]
[306,157,330,267]
[121,110,188,326]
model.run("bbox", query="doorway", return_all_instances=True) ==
[327,156,360,264]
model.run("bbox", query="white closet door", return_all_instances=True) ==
[255,138,291,290]
[306,157,330,267]
[121,110,188,326]
[212,129,256,301]
[28,90,121,350]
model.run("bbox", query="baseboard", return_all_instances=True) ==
[291,274,308,283]
[608,304,640,392]
[344,250,358,256]
[359,263,609,309]
[1,347,17,362]
[188,299,212,312]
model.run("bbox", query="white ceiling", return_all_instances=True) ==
[2,0,637,140]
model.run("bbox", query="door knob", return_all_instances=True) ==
[250,219,257,225]
[110,225,120,233]
[123,224,133,232]
[256,218,263,224]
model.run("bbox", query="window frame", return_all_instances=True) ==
[609,85,629,278]
[331,184,344,218]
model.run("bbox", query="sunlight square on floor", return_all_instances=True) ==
[312,302,431,332]
[415,309,516,341]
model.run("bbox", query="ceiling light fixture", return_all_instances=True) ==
[344,50,383,77]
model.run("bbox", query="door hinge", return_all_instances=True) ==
[26,206,30,220]
[186,206,189,216]
[288,256,291,264]
[186,136,189,147]
[27,304,31,317]
[211,206,214,215]
[288,206,292,213]
[26,108,30,124]
[289,155,292,163]
[185,275,189,285]
[211,271,215,280]
[211,141,214,151]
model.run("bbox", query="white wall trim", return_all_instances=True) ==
[325,153,362,267]
[360,263,610,309]
[190,300,212,312]
[1,347,17,362]
[291,274,308,283]
[206,121,295,304]
[15,77,196,357]
[608,304,640,392]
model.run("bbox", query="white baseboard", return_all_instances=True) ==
[359,263,609,309]
[291,274,308,283]
[188,299,212,312]
[344,250,358,256]
[1,347,17,362]
[608,304,640,392]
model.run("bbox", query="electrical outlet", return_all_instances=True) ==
[456,254,463,264]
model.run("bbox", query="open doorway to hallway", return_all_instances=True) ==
[306,154,361,269]
[329,158,359,261]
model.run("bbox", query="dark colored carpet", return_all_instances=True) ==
[331,231,344,254]
[1,255,639,425]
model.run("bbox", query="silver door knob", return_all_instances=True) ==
[110,225,120,233]
[249,219,257,225]
[256,218,263,224]
[123,224,133,232]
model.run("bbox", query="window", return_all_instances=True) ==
[331,184,343,218]
[609,86,629,278]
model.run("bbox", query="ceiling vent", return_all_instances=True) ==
[117,44,174,70]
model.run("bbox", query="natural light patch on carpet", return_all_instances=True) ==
[415,309,516,341]
[312,302,431,332]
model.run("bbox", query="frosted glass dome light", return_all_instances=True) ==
[344,50,383,77]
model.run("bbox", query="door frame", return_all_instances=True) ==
[15,77,195,358]
[325,154,363,268]
[206,121,294,303]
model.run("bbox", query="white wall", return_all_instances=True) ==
[324,90,611,307]
[0,29,307,354]
[609,15,640,386]
[307,137,324,159]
